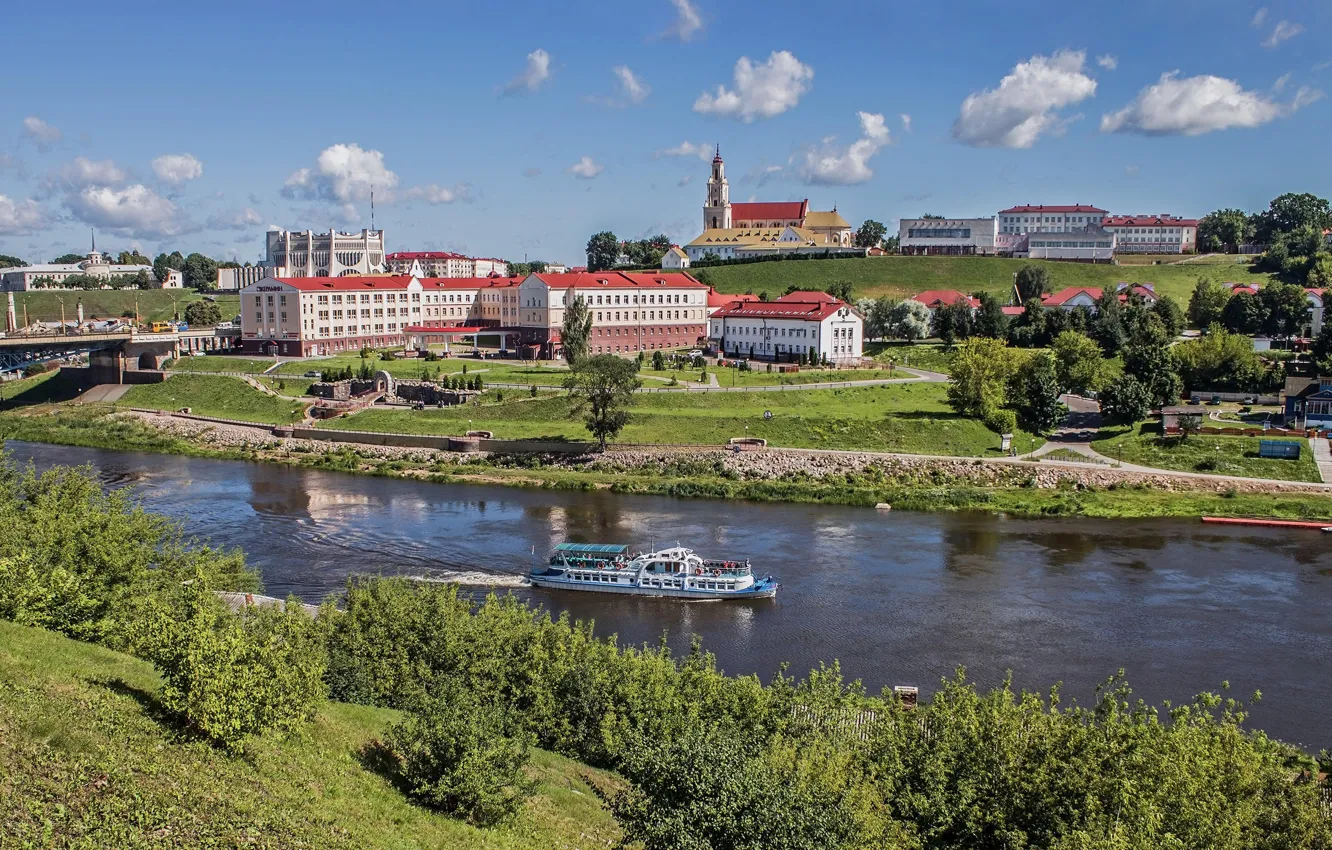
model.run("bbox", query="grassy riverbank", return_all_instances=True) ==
[117,374,309,425]
[4,407,1332,521]
[1092,422,1321,483]
[0,618,620,849]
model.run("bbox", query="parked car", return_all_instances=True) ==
[1209,395,1222,405]
[304,370,321,378]
[215,321,233,330]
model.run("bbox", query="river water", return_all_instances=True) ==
[7,441,1332,749]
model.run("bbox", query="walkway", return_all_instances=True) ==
[74,384,133,403]
[1311,436,1332,484]
[1019,394,1117,464]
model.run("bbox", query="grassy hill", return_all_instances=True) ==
[694,255,1275,304]
[0,618,621,849]
[117,374,308,424]
[7,290,240,324]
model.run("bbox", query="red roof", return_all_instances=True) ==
[272,275,417,291]
[535,271,707,290]
[1042,284,1158,306]
[1000,306,1025,316]
[1102,215,1198,228]
[1228,283,1261,295]
[418,276,523,290]
[707,287,758,308]
[403,325,488,334]
[712,294,850,322]
[387,251,467,260]
[999,204,1106,214]
[912,290,979,309]
[731,200,809,222]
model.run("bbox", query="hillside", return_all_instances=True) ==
[6,290,240,324]
[694,255,1274,304]
[0,618,621,849]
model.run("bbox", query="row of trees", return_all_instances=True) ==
[1198,193,1332,286]
[585,232,672,272]
[1187,276,1313,337]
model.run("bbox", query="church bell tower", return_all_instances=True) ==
[703,145,731,231]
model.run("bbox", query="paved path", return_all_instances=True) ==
[74,384,132,403]
[1311,436,1332,483]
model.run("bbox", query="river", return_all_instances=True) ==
[7,440,1332,749]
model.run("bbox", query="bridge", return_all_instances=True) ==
[0,327,239,376]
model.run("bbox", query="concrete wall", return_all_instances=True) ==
[61,365,165,386]
[287,425,593,454]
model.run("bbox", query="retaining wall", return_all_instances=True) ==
[286,425,594,455]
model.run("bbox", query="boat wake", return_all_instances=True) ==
[407,571,528,588]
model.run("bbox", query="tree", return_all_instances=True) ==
[1307,254,1332,288]
[1175,326,1266,392]
[51,253,86,264]
[854,219,887,249]
[1122,316,1182,408]
[1014,264,1049,303]
[1050,330,1105,395]
[1006,298,1047,348]
[1187,277,1230,328]
[560,293,593,365]
[0,254,25,267]
[931,301,972,347]
[1254,192,1332,243]
[1009,353,1065,434]
[946,337,1016,418]
[563,354,640,449]
[1089,288,1127,354]
[1221,291,1265,335]
[184,300,222,326]
[1152,295,1185,338]
[1099,374,1151,423]
[825,279,854,302]
[181,253,218,290]
[117,250,151,265]
[865,296,899,340]
[881,234,899,253]
[1176,413,1203,441]
[585,231,619,273]
[972,292,1008,339]
[383,688,536,826]
[153,251,185,283]
[1258,280,1312,337]
[1197,209,1255,253]
[887,300,929,341]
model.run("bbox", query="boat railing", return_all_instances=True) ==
[702,559,752,575]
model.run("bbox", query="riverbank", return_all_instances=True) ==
[6,405,1332,520]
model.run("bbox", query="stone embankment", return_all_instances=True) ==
[124,411,1329,497]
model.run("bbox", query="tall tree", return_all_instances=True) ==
[1089,289,1127,354]
[181,253,218,290]
[1187,277,1229,328]
[1099,374,1151,423]
[1121,315,1182,408]
[585,231,619,273]
[1009,352,1065,434]
[853,219,887,249]
[1196,209,1255,253]
[1255,192,1332,243]
[1050,330,1105,395]
[563,354,640,450]
[560,292,593,365]
[1014,264,1049,303]
[1221,291,1266,335]
[184,300,223,326]
[1152,295,1185,338]
[0,254,26,267]
[972,292,1008,339]
[887,300,929,341]
[865,296,899,339]
[153,251,185,283]
[931,301,972,347]
[1257,280,1312,337]
[51,253,86,264]
[117,250,151,265]
[946,337,1016,418]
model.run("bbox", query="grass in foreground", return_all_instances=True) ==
[0,618,620,849]
[166,355,279,374]
[117,374,308,425]
[324,382,1042,456]
[1091,421,1320,482]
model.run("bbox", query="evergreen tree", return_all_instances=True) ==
[561,292,593,365]
[972,292,1009,339]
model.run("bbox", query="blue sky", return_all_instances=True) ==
[2,0,1329,267]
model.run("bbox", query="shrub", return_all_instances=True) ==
[383,689,535,825]
[982,406,1017,435]
[139,582,326,753]
[380,350,397,362]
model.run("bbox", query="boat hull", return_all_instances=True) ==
[528,574,779,600]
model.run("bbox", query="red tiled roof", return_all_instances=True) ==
[1042,287,1104,306]
[418,276,523,289]
[1102,215,1199,228]
[731,200,809,221]
[999,204,1107,214]
[778,290,838,303]
[536,271,707,290]
[272,275,417,291]
[1228,283,1261,295]
[712,296,850,322]
[707,287,758,308]
[912,290,979,309]
[387,251,466,260]
[1000,306,1025,316]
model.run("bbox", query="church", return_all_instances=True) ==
[684,148,862,264]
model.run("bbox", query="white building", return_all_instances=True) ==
[1021,227,1116,262]
[265,228,386,277]
[0,246,154,291]
[898,217,998,256]
[708,291,863,364]
[1101,215,1198,254]
[386,251,473,277]
[661,246,690,269]
[473,257,509,277]
[216,265,272,291]
[997,204,1107,235]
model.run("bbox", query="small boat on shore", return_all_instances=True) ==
[528,542,780,600]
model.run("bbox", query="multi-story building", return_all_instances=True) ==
[708,291,863,363]
[473,257,509,277]
[997,204,1107,235]
[1019,227,1117,262]
[1,246,156,291]
[898,217,998,256]
[265,228,386,277]
[1101,215,1198,254]
[239,270,707,357]
[216,265,273,291]
[386,251,473,277]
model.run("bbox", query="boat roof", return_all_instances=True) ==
[553,542,628,555]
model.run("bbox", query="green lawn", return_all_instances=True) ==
[0,619,620,850]
[257,376,316,396]
[7,290,239,325]
[117,374,308,424]
[1091,422,1320,482]
[694,255,1274,305]
[166,355,278,374]
[868,342,954,374]
[272,354,572,386]
[323,382,1041,456]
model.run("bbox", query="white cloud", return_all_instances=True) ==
[567,156,604,179]
[1124,164,1139,176]
[56,157,127,188]
[612,65,650,104]
[504,49,552,95]
[694,50,814,122]
[899,113,912,132]
[664,0,703,41]
[206,207,264,230]
[677,175,693,187]
[282,143,398,203]
[0,194,44,234]
[1314,59,1332,72]
[22,116,61,152]
[1251,7,1268,27]
[952,50,1097,148]
[1100,71,1323,135]
[797,111,891,186]
[67,184,182,237]
[152,153,203,184]
[405,183,474,204]
[655,141,713,161]
[1097,54,1118,70]
[1262,20,1304,48]
[1273,73,1291,92]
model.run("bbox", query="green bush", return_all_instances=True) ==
[383,689,535,825]
[982,406,1017,436]
[139,582,326,753]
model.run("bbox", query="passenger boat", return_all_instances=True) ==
[528,542,780,600]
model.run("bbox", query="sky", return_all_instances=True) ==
[1,0,1330,267]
